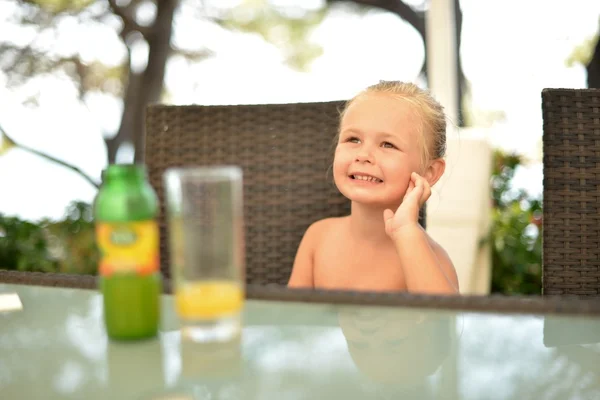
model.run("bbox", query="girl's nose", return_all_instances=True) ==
[355,145,374,164]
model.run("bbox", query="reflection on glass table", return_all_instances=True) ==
[337,307,455,398]
[0,284,599,400]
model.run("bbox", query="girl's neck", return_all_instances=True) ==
[349,202,396,244]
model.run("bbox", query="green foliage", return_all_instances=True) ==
[0,215,57,272]
[25,0,95,14]
[46,201,99,274]
[0,201,98,274]
[566,32,599,67]
[565,17,599,68]
[489,150,542,295]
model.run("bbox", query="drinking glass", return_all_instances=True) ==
[164,166,245,342]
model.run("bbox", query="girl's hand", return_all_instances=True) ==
[384,172,431,240]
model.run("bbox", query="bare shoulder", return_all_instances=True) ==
[288,217,348,288]
[426,232,460,291]
[426,233,450,260]
[298,217,345,253]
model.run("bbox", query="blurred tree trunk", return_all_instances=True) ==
[587,27,600,88]
[106,0,178,164]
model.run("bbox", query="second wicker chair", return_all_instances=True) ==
[542,88,600,297]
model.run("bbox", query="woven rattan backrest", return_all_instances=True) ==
[145,102,426,285]
[542,88,600,296]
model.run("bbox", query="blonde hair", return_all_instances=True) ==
[340,81,447,167]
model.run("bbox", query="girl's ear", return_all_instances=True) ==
[424,158,445,187]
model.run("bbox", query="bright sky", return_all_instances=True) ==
[0,0,599,222]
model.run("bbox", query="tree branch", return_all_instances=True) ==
[0,43,36,76]
[327,0,427,78]
[0,123,100,189]
[171,45,214,62]
[107,0,152,39]
[0,43,86,95]
[106,0,135,23]
[328,0,425,39]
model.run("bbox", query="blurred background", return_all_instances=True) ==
[1,0,599,295]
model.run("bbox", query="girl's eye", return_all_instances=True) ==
[347,137,360,143]
[382,142,396,149]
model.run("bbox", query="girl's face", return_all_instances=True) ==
[333,93,425,209]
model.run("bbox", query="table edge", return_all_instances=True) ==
[2,270,599,317]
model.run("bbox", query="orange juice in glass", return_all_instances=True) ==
[175,280,243,320]
[164,166,245,342]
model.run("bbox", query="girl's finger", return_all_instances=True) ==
[414,174,424,191]
[411,172,419,185]
[383,208,394,223]
[404,179,415,198]
[406,181,424,204]
[421,180,432,205]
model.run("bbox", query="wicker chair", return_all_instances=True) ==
[542,88,600,296]
[144,101,426,285]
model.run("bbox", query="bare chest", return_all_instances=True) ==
[313,234,406,292]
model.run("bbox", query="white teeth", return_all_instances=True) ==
[353,175,381,182]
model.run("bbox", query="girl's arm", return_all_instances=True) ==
[288,222,320,288]
[385,172,459,295]
[393,226,459,295]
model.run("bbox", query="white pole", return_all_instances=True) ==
[426,5,461,393]
[425,0,458,126]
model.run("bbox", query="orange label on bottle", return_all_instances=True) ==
[96,221,159,276]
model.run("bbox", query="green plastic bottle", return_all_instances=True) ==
[94,164,161,341]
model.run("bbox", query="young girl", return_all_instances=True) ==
[288,81,459,294]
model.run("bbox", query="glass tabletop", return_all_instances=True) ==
[1,284,599,400]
